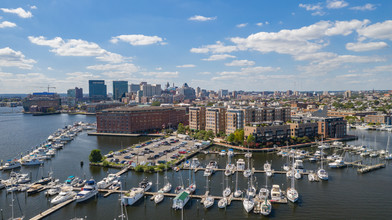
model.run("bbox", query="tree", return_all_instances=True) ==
[151,101,161,106]
[177,123,185,134]
[247,134,256,143]
[89,149,103,163]
[227,133,235,143]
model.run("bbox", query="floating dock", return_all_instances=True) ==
[30,198,75,220]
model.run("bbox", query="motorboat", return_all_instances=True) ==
[234,189,243,198]
[174,185,184,194]
[27,184,44,195]
[186,183,196,194]
[283,163,290,171]
[45,186,61,196]
[266,170,273,177]
[190,158,201,169]
[139,178,152,192]
[308,172,316,182]
[317,169,328,181]
[219,150,226,156]
[236,159,246,171]
[172,190,190,209]
[122,187,144,206]
[263,161,272,172]
[203,196,214,209]
[328,158,347,168]
[203,168,213,177]
[75,179,98,203]
[218,197,228,208]
[287,187,299,203]
[270,185,282,201]
[51,188,76,204]
[0,161,21,171]
[260,198,272,216]
[244,152,252,158]
[258,187,269,200]
[97,174,120,189]
[294,160,304,169]
[243,198,254,213]
[65,176,75,185]
[227,149,234,157]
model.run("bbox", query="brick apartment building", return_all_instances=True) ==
[97,106,188,134]
[189,107,206,130]
[364,114,392,125]
[244,123,290,144]
[205,107,226,135]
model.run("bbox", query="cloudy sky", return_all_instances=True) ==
[0,0,391,93]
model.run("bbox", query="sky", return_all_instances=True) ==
[0,0,391,94]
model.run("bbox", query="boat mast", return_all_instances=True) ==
[235,170,238,192]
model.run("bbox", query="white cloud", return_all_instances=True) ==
[199,71,211,75]
[28,36,124,63]
[0,47,36,69]
[357,20,392,40]
[346,41,388,52]
[212,66,281,81]
[142,71,179,78]
[30,6,37,10]
[176,64,196,68]
[299,3,323,11]
[230,19,369,56]
[155,67,162,71]
[326,0,348,9]
[0,8,32,18]
[188,15,216,22]
[110,34,164,46]
[312,11,326,16]
[364,65,392,73]
[202,54,236,61]
[350,3,376,11]
[225,59,255,67]
[256,22,263,26]
[0,21,16,28]
[86,63,138,73]
[236,23,248,28]
[47,67,53,71]
[190,41,237,54]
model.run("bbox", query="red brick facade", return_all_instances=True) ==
[97,106,188,134]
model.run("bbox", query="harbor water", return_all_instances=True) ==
[0,107,391,219]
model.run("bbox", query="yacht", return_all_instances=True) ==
[186,183,196,194]
[139,178,152,192]
[287,179,299,203]
[203,168,213,177]
[122,187,144,206]
[317,169,329,181]
[308,171,317,182]
[263,161,272,172]
[97,174,120,189]
[203,196,214,209]
[0,161,21,171]
[172,190,190,210]
[219,150,226,156]
[21,158,43,166]
[65,176,75,185]
[270,185,282,201]
[243,198,255,213]
[218,197,228,208]
[51,188,76,204]
[75,179,98,203]
[236,159,246,171]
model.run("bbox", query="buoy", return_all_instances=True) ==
[80,161,84,167]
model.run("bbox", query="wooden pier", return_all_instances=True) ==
[357,163,386,174]
[30,198,75,220]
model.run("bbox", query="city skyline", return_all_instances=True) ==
[1,0,392,93]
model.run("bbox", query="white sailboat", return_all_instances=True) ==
[317,149,329,181]
[155,172,164,204]
[203,176,214,209]
[233,170,242,198]
[287,158,299,203]
[260,197,272,216]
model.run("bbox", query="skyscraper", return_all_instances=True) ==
[113,81,128,101]
[75,87,83,101]
[89,80,107,102]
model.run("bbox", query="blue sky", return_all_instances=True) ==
[0,0,391,93]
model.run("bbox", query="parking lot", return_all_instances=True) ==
[104,136,200,166]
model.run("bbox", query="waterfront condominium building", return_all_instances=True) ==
[97,106,188,134]
[205,107,226,135]
[189,107,206,130]
[226,109,244,134]
[89,80,107,102]
[113,81,128,101]
[244,123,290,144]
[313,117,347,138]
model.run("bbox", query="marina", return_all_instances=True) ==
[1,108,392,219]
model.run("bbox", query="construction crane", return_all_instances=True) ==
[39,85,56,93]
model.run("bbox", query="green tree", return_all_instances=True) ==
[227,133,235,143]
[89,149,103,163]
[247,134,256,143]
[177,123,185,134]
[151,101,161,106]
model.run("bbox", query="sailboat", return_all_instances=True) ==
[233,170,242,197]
[218,172,228,208]
[161,168,172,193]
[286,157,299,203]
[223,174,231,197]
[186,169,196,193]
[384,136,392,160]
[243,157,252,178]
[203,176,214,209]
[260,196,272,216]
[154,172,164,204]
[9,183,24,220]
[258,174,269,200]
[243,177,255,213]
[317,149,329,181]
